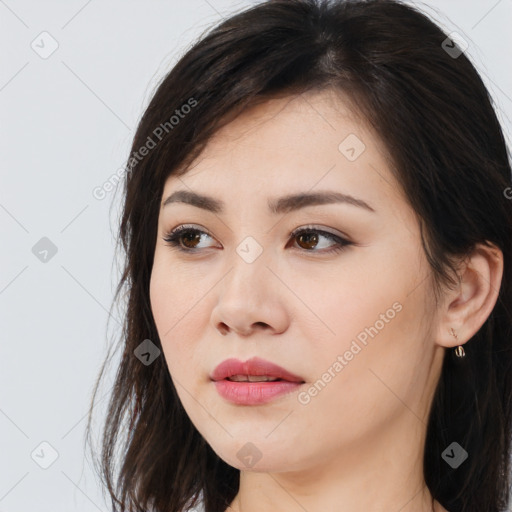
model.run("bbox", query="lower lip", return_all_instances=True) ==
[213,379,303,405]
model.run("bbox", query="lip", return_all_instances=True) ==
[210,356,304,383]
[210,357,305,405]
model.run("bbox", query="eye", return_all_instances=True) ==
[162,224,216,252]
[287,226,352,254]
[162,224,353,254]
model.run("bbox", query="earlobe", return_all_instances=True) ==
[435,242,503,351]
[449,328,465,358]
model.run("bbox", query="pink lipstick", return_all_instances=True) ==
[210,356,305,405]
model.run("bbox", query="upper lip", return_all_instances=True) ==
[210,356,305,383]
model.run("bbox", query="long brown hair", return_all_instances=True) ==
[86,1,512,510]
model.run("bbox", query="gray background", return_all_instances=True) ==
[1,1,511,511]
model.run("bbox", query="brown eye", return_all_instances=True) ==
[289,227,352,255]
[181,230,201,249]
[162,226,216,252]
[163,225,352,255]
[296,231,319,250]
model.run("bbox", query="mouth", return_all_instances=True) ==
[210,356,305,383]
[225,375,285,382]
[210,357,305,405]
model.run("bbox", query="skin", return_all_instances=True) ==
[149,89,503,512]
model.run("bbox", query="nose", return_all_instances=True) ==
[210,250,290,337]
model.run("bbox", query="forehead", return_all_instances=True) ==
[161,90,403,215]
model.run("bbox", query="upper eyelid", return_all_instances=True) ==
[168,224,215,239]
[290,225,348,239]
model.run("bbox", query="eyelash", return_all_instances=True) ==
[162,224,352,255]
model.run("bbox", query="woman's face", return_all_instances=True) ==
[149,90,445,473]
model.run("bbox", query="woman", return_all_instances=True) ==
[86,1,512,511]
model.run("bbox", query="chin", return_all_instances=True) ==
[207,438,304,473]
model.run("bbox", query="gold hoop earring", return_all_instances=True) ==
[450,328,465,358]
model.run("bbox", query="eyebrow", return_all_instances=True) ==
[161,189,376,215]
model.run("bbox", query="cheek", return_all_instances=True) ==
[293,251,428,407]
[149,259,203,375]
[294,305,423,455]
[150,253,208,334]
[283,252,406,362]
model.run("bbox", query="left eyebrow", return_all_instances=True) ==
[161,189,376,214]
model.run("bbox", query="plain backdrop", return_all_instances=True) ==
[1,1,511,511]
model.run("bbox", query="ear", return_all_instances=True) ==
[435,242,503,349]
